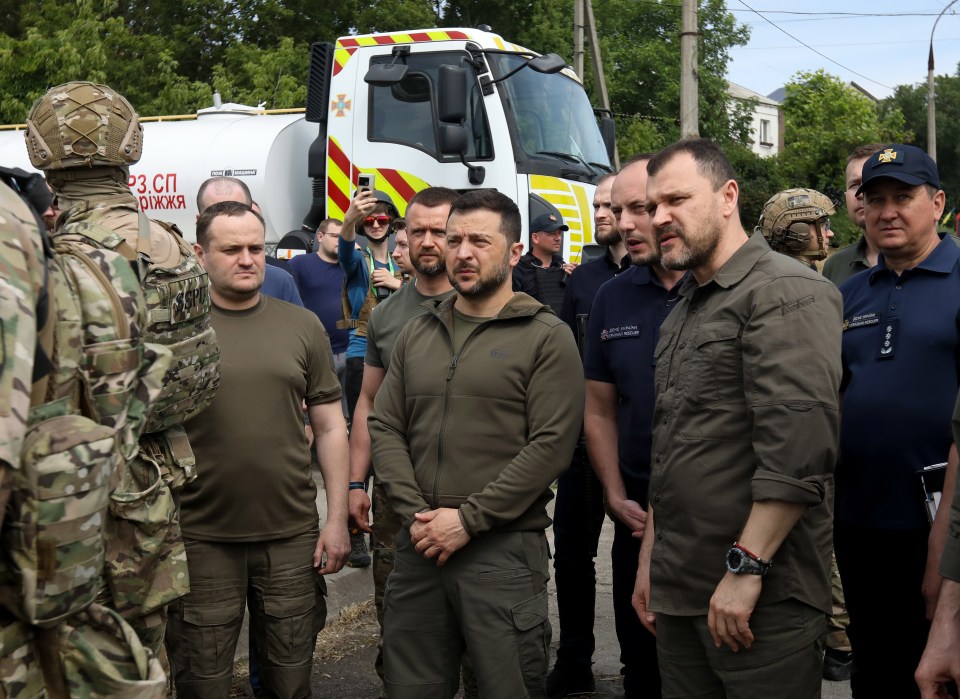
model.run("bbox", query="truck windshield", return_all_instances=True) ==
[487,53,611,178]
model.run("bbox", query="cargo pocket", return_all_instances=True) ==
[177,595,244,678]
[263,573,321,666]
[689,321,742,404]
[511,588,550,686]
[0,619,45,698]
[103,449,184,617]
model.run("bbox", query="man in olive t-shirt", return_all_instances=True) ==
[165,201,350,699]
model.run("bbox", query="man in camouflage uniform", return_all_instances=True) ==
[24,81,220,658]
[0,170,166,697]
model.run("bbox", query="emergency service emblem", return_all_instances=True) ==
[878,148,899,164]
[331,94,351,117]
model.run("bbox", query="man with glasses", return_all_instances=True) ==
[339,187,402,567]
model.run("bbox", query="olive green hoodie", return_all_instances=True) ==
[369,292,584,537]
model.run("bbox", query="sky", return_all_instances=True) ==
[724,1,960,100]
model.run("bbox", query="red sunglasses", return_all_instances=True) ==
[364,215,391,226]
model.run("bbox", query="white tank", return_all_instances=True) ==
[0,106,316,244]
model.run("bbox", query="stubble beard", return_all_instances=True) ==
[595,225,620,247]
[658,217,722,272]
[413,252,445,277]
[449,252,511,300]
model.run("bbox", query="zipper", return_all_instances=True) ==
[434,353,458,507]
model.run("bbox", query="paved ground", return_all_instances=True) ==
[223,474,852,697]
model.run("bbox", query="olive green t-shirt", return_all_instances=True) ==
[365,282,454,371]
[181,295,341,542]
[451,307,491,355]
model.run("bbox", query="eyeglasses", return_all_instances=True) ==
[364,215,391,227]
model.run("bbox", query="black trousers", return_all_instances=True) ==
[611,474,660,698]
[834,519,930,699]
[551,444,605,674]
[345,356,364,429]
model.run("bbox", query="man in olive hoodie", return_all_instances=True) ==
[369,190,584,699]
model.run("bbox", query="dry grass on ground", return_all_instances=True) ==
[229,600,379,697]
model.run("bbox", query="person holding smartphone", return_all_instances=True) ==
[338,179,402,566]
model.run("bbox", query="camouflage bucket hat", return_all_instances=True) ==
[25,81,143,170]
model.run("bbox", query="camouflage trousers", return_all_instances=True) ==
[826,551,851,652]
[371,480,477,699]
[0,604,166,699]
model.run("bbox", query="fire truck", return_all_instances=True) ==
[0,27,615,260]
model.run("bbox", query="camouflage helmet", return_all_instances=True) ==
[756,188,836,260]
[24,81,143,171]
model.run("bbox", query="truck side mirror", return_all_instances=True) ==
[365,62,409,87]
[528,53,567,75]
[600,114,616,164]
[438,65,468,123]
[439,124,468,156]
[439,124,485,185]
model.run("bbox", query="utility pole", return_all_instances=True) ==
[576,0,618,166]
[584,0,610,114]
[680,0,699,138]
[573,0,585,81]
[927,0,958,162]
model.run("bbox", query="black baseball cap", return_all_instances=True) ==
[531,213,568,233]
[856,144,941,195]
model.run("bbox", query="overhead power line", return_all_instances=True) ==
[736,0,895,90]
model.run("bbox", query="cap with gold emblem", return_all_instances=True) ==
[856,144,940,195]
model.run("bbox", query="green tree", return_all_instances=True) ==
[593,0,751,155]
[881,73,960,217]
[780,70,907,197]
[726,142,788,230]
[442,0,572,59]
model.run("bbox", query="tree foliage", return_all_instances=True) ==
[595,0,751,154]
[780,70,907,196]
[881,72,960,217]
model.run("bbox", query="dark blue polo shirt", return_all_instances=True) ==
[559,250,629,345]
[583,265,683,492]
[839,234,960,530]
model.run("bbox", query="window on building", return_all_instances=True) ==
[759,119,773,146]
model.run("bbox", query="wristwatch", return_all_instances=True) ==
[725,542,771,577]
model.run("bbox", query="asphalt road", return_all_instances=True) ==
[224,477,852,698]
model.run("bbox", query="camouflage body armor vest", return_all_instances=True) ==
[0,176,167,698]
[58,195,220,635]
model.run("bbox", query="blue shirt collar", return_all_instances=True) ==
[870,233,960,282]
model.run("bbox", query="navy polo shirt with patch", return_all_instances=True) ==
[583,265,682,491]
[839,234,960,530]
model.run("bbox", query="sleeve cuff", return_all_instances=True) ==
[751,470,825,506]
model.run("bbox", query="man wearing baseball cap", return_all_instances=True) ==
[836,143,960,698]
[513,213,575,314]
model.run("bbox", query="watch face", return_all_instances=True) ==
[727,548,743,571]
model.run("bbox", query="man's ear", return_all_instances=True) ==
[193,243,205,268]
[509,241,524,267]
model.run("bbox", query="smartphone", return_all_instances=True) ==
[357,173,376,191]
